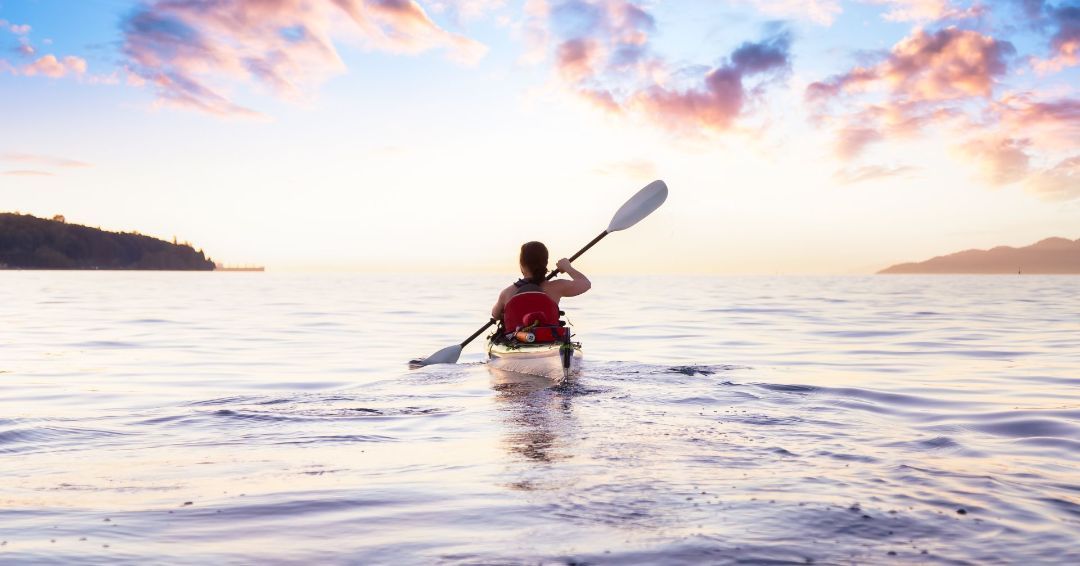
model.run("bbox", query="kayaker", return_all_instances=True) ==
[491,241,591,320]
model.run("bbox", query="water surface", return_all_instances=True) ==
[1,273,1078,564]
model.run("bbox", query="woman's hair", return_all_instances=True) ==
[519,241,548,284]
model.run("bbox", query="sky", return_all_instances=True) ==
[0,0,1077,274]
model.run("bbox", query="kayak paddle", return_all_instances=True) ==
[409,179,669,367]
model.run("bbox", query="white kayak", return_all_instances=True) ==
[487,339,582,381]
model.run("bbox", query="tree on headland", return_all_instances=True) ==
[0,213,215,270]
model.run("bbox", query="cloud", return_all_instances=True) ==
[800,23,1078,200]
[870,0,984,23]
[593,158,657,179]
[806,27,1013,161]
[533,0,792,133]
[808,27,1013,105]
[0,19,32,35]
[1032,4,1079,72]
[834,126,883,159]
[1024,155,1080,201]
[1,153,93,169]
[741,0,842,26]
[957,137,1031,186]
[428,0,507,21]
[22,54,87,78]
[992,93,1080,142]
[953,127,1080,201]
[3,170,55,177]
[629,31,792,131]
[833,164,916,184]
[121,0,488,117]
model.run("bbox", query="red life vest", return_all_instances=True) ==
[502,289,568,342]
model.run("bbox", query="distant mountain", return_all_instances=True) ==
[880,237,1080,274]
[0,213,214,270]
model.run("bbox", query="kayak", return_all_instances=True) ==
[488,338,581,381]
[485,288,581,381]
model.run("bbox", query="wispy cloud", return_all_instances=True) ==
[428,0,507,22]
[3,170,55,177]
[1,153,93,169]
[870,0,984,23]
[833,164,916,184]
[593,158,657,179]
[740,0,842,26]
[1024,155,1080,201]
[957,137,1032,186]
[121,0,488,117]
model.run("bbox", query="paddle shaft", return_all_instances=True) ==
[545,230,608,281]
[460,319,496,348]
[456,230,610,350]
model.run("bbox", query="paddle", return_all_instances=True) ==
[410,179,668,367]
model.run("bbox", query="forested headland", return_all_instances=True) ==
[0,213,215,270]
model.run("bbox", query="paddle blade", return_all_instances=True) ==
[607,180,668,232]
[410,344,462,368]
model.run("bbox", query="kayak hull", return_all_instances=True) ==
[487,340,582,381]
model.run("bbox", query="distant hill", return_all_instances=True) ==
[0,213,214,270]
[880,237,1080,274]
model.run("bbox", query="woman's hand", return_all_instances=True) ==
[556,258,572,273]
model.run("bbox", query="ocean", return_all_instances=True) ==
[1,272,1078,564]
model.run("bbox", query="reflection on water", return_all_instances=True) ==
[0,272,1078,563]
[491,367,575,466]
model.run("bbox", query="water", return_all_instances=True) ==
[2,273,1078,564]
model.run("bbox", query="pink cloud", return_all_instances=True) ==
[121,0,487,117]
[555,37,602,82]
[952,101,1080,201]
[1025,155,1080,201]
[1032,5,1079,72]
[1,153,93,169]
[834,126,883,159]
[629,30,792,132]
[22,54,87,78]
[532,1,791,133]
[809,27,1013,104]
[0,19,32,35]
[3,170,54,177]
[799,24,1079,200]
[958,137,1032,186]
[806,27,1015,163]
[833,164,916,184]
[993,94,1080,134]
[871,0,984,23]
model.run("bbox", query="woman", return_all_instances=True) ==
[491,241,591,320]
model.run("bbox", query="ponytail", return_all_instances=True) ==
[519,241,549,285]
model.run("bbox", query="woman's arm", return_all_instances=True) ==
[552,258,591,298]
